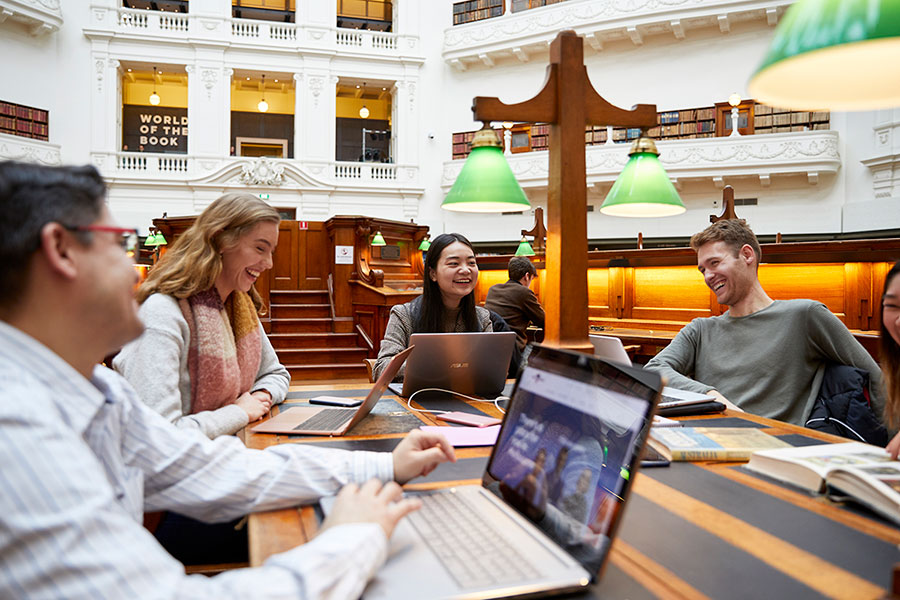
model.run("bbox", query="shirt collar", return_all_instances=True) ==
[0,320,108,435]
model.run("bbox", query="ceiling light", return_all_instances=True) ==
[600,135,686,217]
[258,74,269,113]
[149,66,161,106]
[359,105,369,118]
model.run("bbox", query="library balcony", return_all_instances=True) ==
[443,0,789,70]
[0,0,63,35]
[86,6,422,63]
[93,152,422,194]
[440,129,840,193]
[0,132,61,167]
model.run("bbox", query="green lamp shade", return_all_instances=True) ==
[442,145,530,213]
[515,237,535,256]
[371,231,386,246]
[418,238,431,251]
[145,232,167,247]
[749,0,900,110]
[600,152,686,218]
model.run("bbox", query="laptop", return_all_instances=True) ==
[251,345,414,436]
[387,331,516,398]
[589,334,714,405]
[325,344,661,599]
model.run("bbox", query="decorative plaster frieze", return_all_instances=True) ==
[95,58,106,92]
[200,68,218,100]
[441,131,841,189]
[308,76,324,107]
[0,133,61,166]
[443,0,788,69]
[0,0,62,35]
[240,157,285,186]
[861,112,900,200]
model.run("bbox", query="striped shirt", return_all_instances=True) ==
[0,320,393,599]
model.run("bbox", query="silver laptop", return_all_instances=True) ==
[589,334,713,404]
[251,345,414,436]
[389,331,516,398]
[326,344,661,599]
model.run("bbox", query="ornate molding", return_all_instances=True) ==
[443,0,788,69]
[201,68,218,100]
[0,0,62,35]
[0,133,61,166]
[240,157,285,186]
[308,76,324,107]
[95,58,106,92]
[441,131,842,189]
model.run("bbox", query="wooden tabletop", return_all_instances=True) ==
[244,383,900,599]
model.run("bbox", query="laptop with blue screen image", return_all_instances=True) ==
[322,344,662,599]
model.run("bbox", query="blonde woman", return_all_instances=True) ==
[115,193,289,439]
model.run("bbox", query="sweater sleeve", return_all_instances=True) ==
[373,303,413,381]
[523,289,545,328]
[113,295,249,439]
[251,323,291,405]
[805,302,887,422]
[643,320,717,395]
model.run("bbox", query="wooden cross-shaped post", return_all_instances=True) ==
[472,30,657,351]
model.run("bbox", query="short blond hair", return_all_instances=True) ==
[690,219,761,262]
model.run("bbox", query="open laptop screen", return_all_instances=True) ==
[483,345,660,577]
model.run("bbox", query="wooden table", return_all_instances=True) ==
[244,383,900,600]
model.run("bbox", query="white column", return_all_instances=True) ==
[90,50,120,175]
[392,79,418,166]
[293,72,305,159]
[394,0,418,34]
[299,68,336,163]
[186,60,229,158]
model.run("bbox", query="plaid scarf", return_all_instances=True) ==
[178,288,262,414]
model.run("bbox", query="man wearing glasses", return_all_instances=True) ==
[0,161,455,598]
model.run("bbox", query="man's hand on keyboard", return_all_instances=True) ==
[392,429,457,484]
[320,479,422,539]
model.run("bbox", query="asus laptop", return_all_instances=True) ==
[251,345,414,436]
[326,344,661,599]
[387,331,516,398]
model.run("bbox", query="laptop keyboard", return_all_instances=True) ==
[292,408,356,432]
[407,490,537,589]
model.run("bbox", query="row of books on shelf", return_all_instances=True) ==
[0,103,48,123]
[652,121,715,136]
[659,108,715,124]
[648,428,900,527]
[452,0,502,12]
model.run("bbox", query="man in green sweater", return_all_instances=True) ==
[644,219,884,426]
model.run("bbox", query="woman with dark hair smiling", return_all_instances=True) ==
[372,232,492,381]
[881,262,900,458]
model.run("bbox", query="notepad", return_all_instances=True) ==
[420,425,500,447]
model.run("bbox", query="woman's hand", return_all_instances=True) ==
[888,432,900,460]
[235,391,268,421]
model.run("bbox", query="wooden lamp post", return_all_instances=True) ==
[471,30,658,352]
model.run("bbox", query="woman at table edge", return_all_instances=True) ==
[114,193,290,439]
[881,262,900,458]
[372,232,492,382]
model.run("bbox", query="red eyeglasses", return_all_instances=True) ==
[64,225,139,254]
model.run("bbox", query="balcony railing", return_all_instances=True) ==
[0,132,61,166]
[87,8,420,61]
[441,130,842,191]
[98,153,417,190]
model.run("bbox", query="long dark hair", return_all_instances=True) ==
[881,261,900,427]
[415,232,480,333]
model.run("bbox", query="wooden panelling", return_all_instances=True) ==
[475,269,508,305]
[631,266,713,322]
[297,222,328,290]
[270,220,300,290]
[758,264,845,317]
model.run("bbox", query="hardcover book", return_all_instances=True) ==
[648,427,791,462]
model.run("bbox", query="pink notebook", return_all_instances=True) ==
[420,425,500,447]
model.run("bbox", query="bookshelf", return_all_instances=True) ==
[0,101,49,141]
[753,104,830,134]
[452,0,503,25]
[453,102,830,157]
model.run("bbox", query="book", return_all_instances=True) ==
[745,442,894,493]
[745,442,900,526]
[648,427,791,462]
[651,415,682,428]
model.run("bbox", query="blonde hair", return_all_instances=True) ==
[137,193,280,311]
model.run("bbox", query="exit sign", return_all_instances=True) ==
[258,193,270,200]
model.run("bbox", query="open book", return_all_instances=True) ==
[746,442,900,526]
[648,427,791,461]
